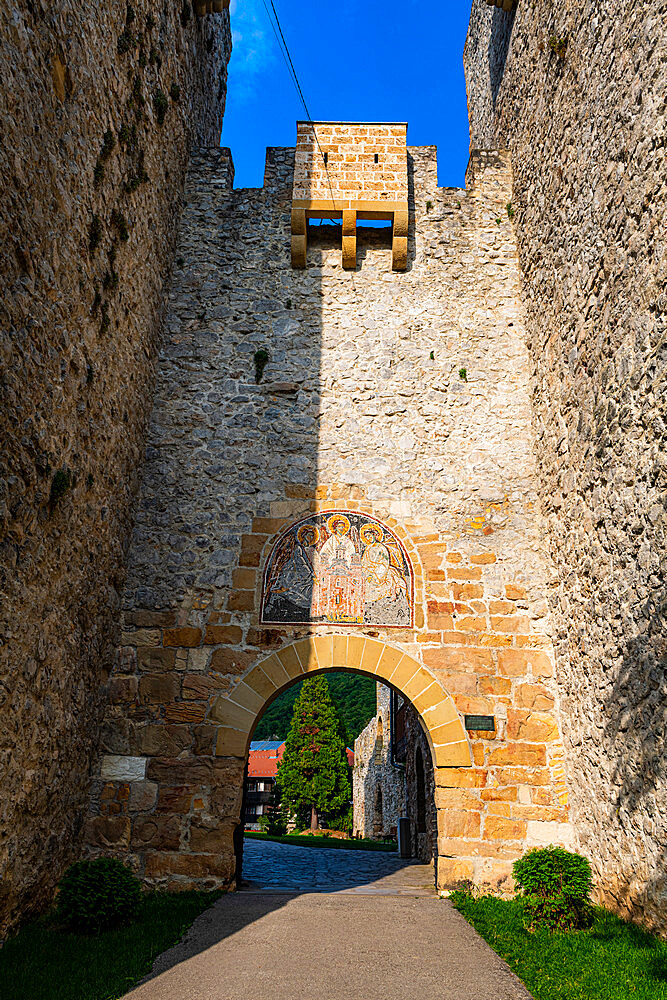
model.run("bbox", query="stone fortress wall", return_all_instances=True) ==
[1,0,663,941]
[465,0,666,929]
[353,683,437,864]
[353,685,405,840]
[87,133,575,896]
[0,1,231,935]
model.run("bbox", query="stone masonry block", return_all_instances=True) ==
[210,648,256,675]
[229,680,265,715]
[377,645,406,682]
[100,755,147,781]
[254,653,290,689]
[85,816,131,849]
[163,628,202,648]
[276,644,303,679]
[243,664,278,701]
[434,741,473,767]
[204,625,243,645]
[209,697,254,731]
[128,781,158,812]
[215,728,249,757]
[484,816,527,841]
[292,638,319,672]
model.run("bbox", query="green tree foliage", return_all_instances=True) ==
[513,846,593,932]
[253,671,376,743]
[276,675,352,830]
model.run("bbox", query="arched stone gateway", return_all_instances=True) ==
[210,637,472,890]
[83,131,578,896]
[212,636,471,768]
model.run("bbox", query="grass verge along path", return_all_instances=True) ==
[245,831,396,851]
[451,893,667,1000]
[0,890,218,1000]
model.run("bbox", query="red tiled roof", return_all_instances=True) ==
[247,743,284,778]
[247,742,355,777]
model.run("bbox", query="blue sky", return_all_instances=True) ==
[221,0,473,189]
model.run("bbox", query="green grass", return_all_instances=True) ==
[450,893,667,1000]
[245,831,397,852]
[0,890,219,1000]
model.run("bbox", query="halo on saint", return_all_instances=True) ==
[327,513,351,536]
[261,509,414,627]
[297,524,320,545]
[360,523,382,545]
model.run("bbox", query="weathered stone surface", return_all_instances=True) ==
[102,145,570,906]
[465,0,666,931]
[353,685,406,841]
[131,815,181,851]
[0,0,231,935]
[128,781,158,813]
[100,755,147,782]
[85,816,131,849]
[209,648,256,675]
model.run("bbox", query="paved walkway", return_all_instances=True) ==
[242,836,437,894]
[125,840,533,1000]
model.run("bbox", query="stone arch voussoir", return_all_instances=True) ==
[210,635,472,768]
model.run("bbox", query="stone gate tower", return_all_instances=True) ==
[291,121,409,270]
[86,122,575,894]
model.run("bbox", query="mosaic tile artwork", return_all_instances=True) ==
[261,511,413,626]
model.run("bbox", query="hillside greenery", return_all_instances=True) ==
[253,671,376,744]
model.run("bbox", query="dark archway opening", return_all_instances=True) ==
[373,785,384,838]
[416,746,426,833]
[236,668,439,894]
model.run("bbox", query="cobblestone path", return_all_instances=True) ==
[241,836,437,894]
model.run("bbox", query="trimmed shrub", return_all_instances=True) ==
[57,858,142,932]
[513,845,593,932]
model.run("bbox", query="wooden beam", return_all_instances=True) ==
[342,210,357,270]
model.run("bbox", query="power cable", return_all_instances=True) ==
[261,0,299,96]
[268,0,313,122]
[260,0,337,211]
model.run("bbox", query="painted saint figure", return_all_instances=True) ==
[360,524,409,621]
[263,524,319,621]
[261,511,413,627]
[319,514,355,568]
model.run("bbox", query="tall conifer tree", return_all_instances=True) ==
[276,675,351,830]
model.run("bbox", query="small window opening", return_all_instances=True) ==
[374,153,379,163]
[323,151,328,166]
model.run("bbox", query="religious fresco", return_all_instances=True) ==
[261,511,413,626]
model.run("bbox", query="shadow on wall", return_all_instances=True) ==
[601,588,667,928]
[404,707,437,865]
[488,7,515,107]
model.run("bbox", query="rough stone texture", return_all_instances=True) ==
[89,137,574,895]
[404,705,438,865]
[465,0,666,931]
[0,1,231,935]
[353,685,406,839]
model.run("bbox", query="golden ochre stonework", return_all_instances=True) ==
[89,478,573,897]
[291,121,409,271]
